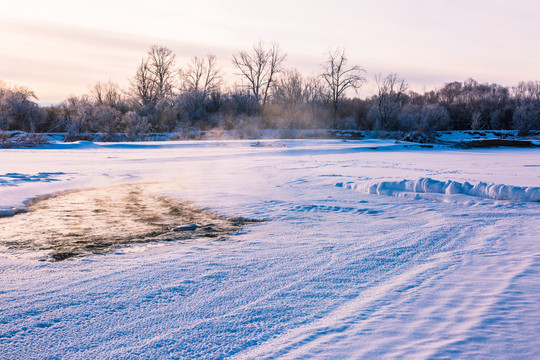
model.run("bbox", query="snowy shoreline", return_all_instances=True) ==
[2,129,540,148]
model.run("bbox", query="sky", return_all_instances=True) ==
[1,0,539,104]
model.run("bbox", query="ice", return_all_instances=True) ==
[0,139,539,359]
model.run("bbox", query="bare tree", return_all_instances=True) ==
[180,54,223,97]
[232,41,287,106]
[302,74,326,105]
[271,69,328,128]
[374,73,408,104]
[129,45,178,108]
[321,48,366,119]
[147,45,178,101]
[130,58,157,107]
[274,69,304,107]
[274,69,324,106]
[90,80,124,109]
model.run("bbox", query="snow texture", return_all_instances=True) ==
[0,139,539,359]
[337,178,540,202]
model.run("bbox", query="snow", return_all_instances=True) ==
[337,177,540,202]
[435,130,513,141]
[1,139,539,358]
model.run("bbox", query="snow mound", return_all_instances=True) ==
[336,178,540,202]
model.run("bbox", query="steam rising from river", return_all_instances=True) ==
[0,183,259,261]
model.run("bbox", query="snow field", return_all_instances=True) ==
[0,139,539,359]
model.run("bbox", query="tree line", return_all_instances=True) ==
[1,42,539,140]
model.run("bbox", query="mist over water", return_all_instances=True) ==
[0,182,259,261]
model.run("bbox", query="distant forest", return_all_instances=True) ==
[1,42,539,140]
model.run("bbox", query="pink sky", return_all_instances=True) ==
[1,0,539,104]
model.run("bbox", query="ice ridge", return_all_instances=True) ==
[336,178,540,202]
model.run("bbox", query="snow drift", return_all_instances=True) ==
[336,178,540,202]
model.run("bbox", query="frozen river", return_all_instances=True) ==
[1,139,539,359]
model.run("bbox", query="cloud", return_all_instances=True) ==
[2,1,539,105]
[0,18,237,104]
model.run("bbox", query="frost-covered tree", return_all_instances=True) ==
[92,105,122,140]
[419,104,451,132]
[122,111,151,141]
[513,81,540,102]
[432,79,513,130]
[512,103,540,135]
[368,73,408,130]
[0,81,46,132]
[512,81,540,134]
[61,96,95,139]
[174,91,209,123]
